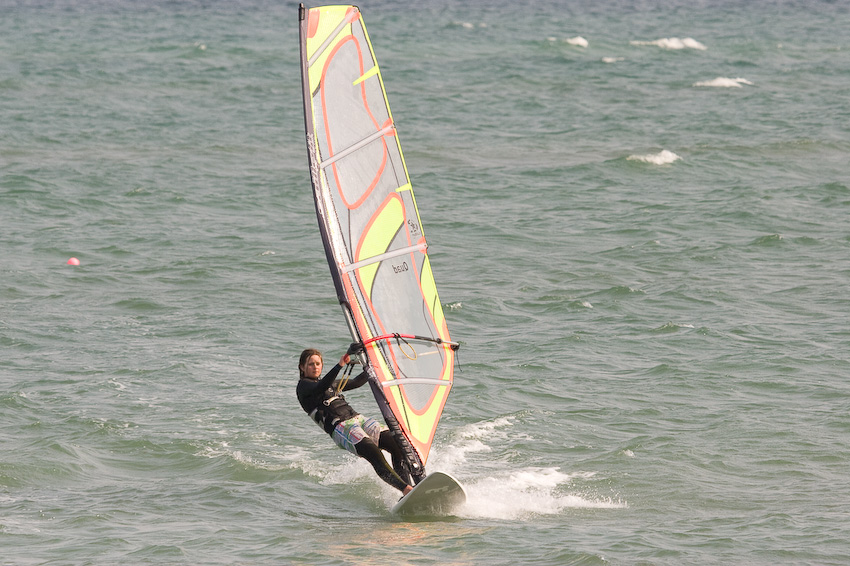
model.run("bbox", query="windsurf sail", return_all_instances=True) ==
[298,4,457,483]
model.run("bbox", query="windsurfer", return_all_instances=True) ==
[296,347,413,495]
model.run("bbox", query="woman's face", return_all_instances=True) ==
[300,354,323,380]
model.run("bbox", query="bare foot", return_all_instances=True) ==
[402,485,413,496]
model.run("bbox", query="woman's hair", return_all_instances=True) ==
[298,348,323,378]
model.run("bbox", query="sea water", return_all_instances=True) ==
[3,0,850,564]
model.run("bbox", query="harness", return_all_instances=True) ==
[301,364,359,434]
[309,391,348,433]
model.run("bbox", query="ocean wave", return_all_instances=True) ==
[627,149,682,165]
[546,36,588,47]
[454,21,487,29]
[631,37,707,50]
[693,77,754,88]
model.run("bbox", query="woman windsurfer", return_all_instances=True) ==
[296,347,413,495]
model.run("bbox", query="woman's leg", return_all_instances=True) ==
[379,429,412,485]
[354,438,410,493]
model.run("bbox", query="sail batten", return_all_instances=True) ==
[299,4,456,480]
[383,378,452,388]
[319,124,395,169]
[342,242,427,273]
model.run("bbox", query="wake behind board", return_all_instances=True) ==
[391,472,466,516]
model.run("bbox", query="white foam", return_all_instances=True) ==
[456,415,516,440]
[631,37,707,50]
[602,56,624,64]
[425,417,628,519]
[693,77,754,88]
[323,454,376,486]
[547,36,588,47]
[459,467,627,520]
[420,418,516,478]
[627,149,681,165]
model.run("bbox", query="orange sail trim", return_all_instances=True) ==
[300,4,456,474]
[318,33,389,211]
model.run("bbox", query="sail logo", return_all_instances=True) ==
[393,262,409,274]
[407,218,420,237]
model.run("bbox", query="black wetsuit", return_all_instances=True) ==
[297,363,411,492]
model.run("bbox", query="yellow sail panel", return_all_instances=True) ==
[354,194,404,298]
[299,4,456,472]
[353,65,380,86]
[304,6,360,92]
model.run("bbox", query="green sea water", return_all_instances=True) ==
[3,1,850,564]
